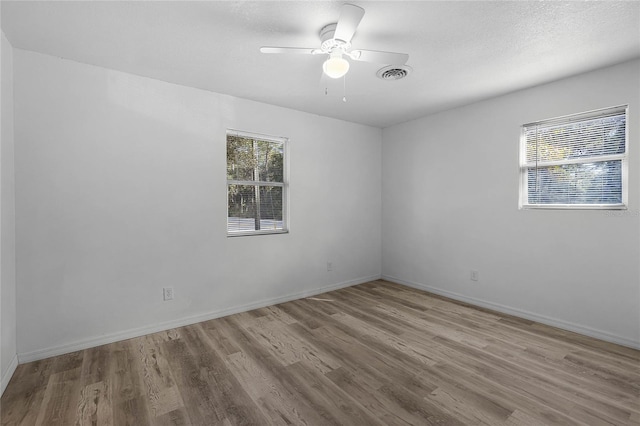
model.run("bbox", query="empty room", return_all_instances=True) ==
[1,1,639,425]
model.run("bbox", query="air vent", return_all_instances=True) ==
[376,65,412,81]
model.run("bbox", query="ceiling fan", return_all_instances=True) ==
[260,4,409,80]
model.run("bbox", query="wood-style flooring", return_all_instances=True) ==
[1,280,639,425]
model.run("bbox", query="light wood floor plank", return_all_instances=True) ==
[2,280,638,425]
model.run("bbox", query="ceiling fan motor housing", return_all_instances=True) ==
[320,23,351,52]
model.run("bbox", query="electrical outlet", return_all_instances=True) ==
[327,261,333,272]
[163,287,174,301]
[470,270,479,281]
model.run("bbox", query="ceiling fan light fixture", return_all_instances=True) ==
[323,51,350,79]
[260,4,410,85]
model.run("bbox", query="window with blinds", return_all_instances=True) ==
[227,130,288,236]
[519,106,627,209]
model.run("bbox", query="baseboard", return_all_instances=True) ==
[1,354,18,397]
[382,274,640,350]
[18,274,381,364]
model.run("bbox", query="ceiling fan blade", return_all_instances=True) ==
[350,49,409,65]
[260,47,322,55]
[334,4,365,43]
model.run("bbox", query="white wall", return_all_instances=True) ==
[1,29,17,394]
[382,59,640,348]
[14,49,382,360]
[9,47,637,365]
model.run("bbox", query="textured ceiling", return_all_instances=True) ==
[2,1,639,128]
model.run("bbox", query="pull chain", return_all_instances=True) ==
[342,74,347,102]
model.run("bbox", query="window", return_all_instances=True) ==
[227,130,288,236]
[519,105,627,209]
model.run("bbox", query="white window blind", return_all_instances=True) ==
[520,106,627,209]
[227,130,288,236]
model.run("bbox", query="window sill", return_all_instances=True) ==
[520,203,627,210]
[227,229,289,237]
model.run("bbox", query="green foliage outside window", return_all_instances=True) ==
[227,134,285,233]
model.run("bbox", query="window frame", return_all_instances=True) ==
[519,105,628,210]
[226,129,289,237]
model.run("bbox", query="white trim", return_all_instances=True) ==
[226,130,289,237]
[521,203,626,210]
[226,128,287,144]
[18,274,381,364]
[227,229,289,237]
[621,105,629,207]
[522,153,626,168]
[1,354,18,397]
[519,105,628,210]
[522,104,627,128]
[227,180,284,187]
[382,274,640,350]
